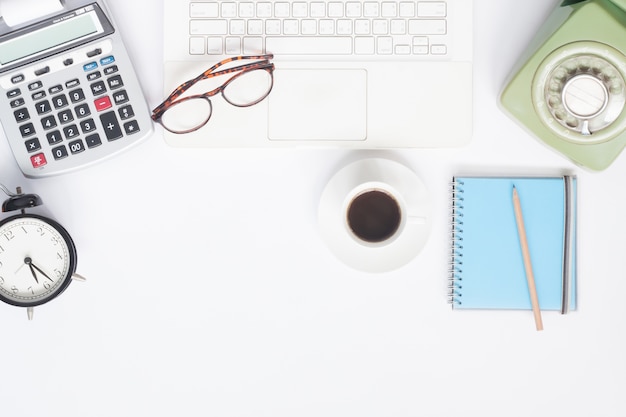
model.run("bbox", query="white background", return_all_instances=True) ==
[2,1,626,416]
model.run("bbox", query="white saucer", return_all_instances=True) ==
[318,158,432,273]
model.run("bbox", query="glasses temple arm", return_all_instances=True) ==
[152,58,274,118]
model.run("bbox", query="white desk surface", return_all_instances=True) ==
[2,1,626,416]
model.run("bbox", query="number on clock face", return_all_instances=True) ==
[0,217,73,306]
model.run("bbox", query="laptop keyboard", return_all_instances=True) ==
[188,1,450,58]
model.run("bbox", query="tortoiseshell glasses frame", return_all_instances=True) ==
[151,54,275,134]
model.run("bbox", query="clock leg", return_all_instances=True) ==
[72,273,87,282]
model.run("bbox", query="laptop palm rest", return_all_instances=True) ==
[268,69,367,141]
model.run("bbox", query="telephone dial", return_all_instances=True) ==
[500,0,626,170]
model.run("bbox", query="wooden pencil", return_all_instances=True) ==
[512,186,544,331]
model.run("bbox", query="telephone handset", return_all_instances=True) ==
[500,0,626,170]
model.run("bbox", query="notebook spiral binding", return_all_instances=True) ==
[449,178,464,306]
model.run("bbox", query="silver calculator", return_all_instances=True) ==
[0,0,152,178]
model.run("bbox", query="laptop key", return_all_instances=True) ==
[243,37,264,54]
[266,37,352,55]
[355,37,375,54]
[190,20,228,35]
[190,2,218,18]
[408,19,447,35]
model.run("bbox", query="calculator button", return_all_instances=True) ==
[104,65,118,75]
[124,120,140,135]
[107,75,124,90]
[32,91,46,100]
[46,130,63,145]
[86,133,102,148]
[28,81,43,91]
[10,98,25,108]
[100,111,123,141]
[25,138,41,153]
[80,118,97,134]
[75,103,91,118]
[14,108,30,122]
[63,58,74,66]
[7,88,21,98]
[94,96,112,111]
[30,153,47,168]
[58,109,74,124]
[87,71,101,81]
[87,48,103,58]
[36,100,52,115]
[68,139,85,154]
[41,115,58,130]
[84,62,98,71]
[20,123,35,137]
[100,56,115,66]
[66,79,80,88]
[11,74,25,84]
[91,81,107,96]
[118,105,134,120]
[51,145,69,160]
[34,67,50,76]
[49,85,63,94]
[68,88,85,103]
[63,124,79,139]
[52,94,69,109]
[112,90,129,105]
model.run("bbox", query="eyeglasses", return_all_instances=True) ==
[151,54,275,134]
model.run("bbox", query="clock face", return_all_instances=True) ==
[0,215,77,307]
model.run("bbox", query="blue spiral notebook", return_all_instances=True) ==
[449,176,577,312]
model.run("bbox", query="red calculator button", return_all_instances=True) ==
[94,96,112,112]
[30,153,47,168]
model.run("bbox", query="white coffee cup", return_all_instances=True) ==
[343,182,425,248]
[318,158,431,273]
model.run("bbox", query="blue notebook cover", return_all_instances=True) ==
[450,176,577,311]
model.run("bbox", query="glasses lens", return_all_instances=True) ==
[160,98,212,134]
[223,69,273,107]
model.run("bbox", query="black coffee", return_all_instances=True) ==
[347,189,402,243]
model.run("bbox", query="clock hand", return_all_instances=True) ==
[14,262,26,274]
[24,257,39,284]
[30,262,54,282]
[24,257,54,283]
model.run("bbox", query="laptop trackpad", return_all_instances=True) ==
[268,69,367,141]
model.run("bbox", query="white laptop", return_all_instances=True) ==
[162,1,473,148]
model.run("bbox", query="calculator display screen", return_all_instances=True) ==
[0,4,113,73]
[0,13,99,65]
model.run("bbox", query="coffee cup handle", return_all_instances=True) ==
[407,215,427,225]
